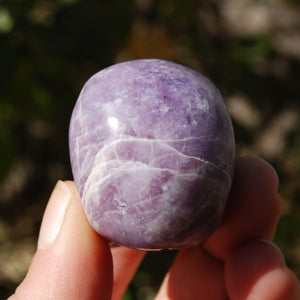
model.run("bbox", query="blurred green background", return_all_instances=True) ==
[0,0,299,299]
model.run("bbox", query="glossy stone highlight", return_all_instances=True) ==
[69,59,235,250]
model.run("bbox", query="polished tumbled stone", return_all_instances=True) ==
[69,59,235,250]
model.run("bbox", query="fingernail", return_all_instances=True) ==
[38,180,71,250]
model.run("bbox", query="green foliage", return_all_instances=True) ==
[231,36,273,64]
[1,0,300,299]
[122,289,134,300]
[0,0,135,182]
[0,6,14,32]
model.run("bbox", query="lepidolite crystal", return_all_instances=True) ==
[69,59,235,249]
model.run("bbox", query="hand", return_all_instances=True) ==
[8,157,300,300]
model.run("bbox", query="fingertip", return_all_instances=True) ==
[111,246,146,300]
[235,156,280,192]
[225,240,300,300]
[156,247,226,300]
[37,180,71,250]
[204,157,282,260]
[63,180,81,197]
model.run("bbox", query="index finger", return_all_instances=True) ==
[204,157,282,261]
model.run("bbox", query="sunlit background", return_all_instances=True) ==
[0,0,300,299]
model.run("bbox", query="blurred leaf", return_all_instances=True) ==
[232,36,272,64]
[0,129,15,183]
[0,6,14,33]
[122,289,134,300]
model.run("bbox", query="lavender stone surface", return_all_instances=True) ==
[69,59,235,250]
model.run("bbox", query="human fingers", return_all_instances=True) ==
[111,246,146,300]
[204,157,282,260]
[8,180,113,300]
[225,239,300,300]
[155,247,227,300]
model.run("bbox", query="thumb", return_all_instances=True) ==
[9,180,113,300]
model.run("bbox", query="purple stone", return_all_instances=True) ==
[69,59,235,250]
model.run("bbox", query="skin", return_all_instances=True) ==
[8,157,300,300]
